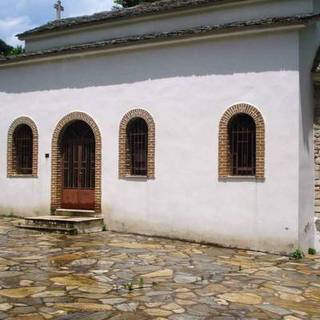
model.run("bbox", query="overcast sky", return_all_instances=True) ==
[0,0,115,46]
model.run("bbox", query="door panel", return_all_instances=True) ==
[62,189,94,210]
[62,189,79,209]
[78,189,95,210]
[60,121,95,210]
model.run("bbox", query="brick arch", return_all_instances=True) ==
[218,103,265,179]
[119,109,155,179]
[7,116,39,177]
[51,112,102,212]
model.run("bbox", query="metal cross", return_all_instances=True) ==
[54,0,64,20]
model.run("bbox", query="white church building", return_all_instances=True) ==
[1,0,320,254]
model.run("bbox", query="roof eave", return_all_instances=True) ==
[0,20,309,68]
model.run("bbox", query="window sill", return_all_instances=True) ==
[219,176,265,182]
[8,174,38,179]
[121,175,149,181]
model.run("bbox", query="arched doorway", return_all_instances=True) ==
[60,121,95,210]
[51,112,102,213]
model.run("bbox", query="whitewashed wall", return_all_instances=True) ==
[0,30,304,253]
[24,0,314,52]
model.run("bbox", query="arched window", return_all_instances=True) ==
[119,109,155,179]
[13,124,33,175]
[127,118,148,176]
[228,114,256,176]
[219,104,265,179]
[8,117,39,177]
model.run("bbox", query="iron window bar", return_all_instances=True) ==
[127,118,148,176]
[228,114,256,176]
[14,124,33,175]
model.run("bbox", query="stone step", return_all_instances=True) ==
[17,216,105,235]
[17,224,78,235]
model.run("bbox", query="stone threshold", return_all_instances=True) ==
[25,216,101,222]
[54,208,101,218]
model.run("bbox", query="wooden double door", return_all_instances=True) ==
[60,121,95,210]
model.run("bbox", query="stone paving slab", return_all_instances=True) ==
[0,217,320,319]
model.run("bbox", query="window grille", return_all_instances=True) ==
[228,113,256,176]
[14,124,33,175]
[127,118,148,176]
[61,121,95,189]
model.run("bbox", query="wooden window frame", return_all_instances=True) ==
[126,118,148,176]
[228,113,256,176]
[14,124,33,175]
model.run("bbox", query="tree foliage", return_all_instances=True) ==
[9,46,24,56]
[114,0,158,8]
[0,39,13,56]
[0,39,24,56]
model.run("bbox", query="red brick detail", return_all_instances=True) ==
[119,109,155,179]
[218,103,265,179]
[314,86,320,218]
[7,117,38,178]
[51,112,102,213]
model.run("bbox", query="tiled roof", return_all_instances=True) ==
[2,14,319,66]
[17,0,246,38]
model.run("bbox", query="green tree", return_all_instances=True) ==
[114,0,157,8]
[0,39,13,56]
[0,39,24,56]
[9,46,24,56]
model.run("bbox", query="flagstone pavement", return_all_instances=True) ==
[0,217,320,319]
